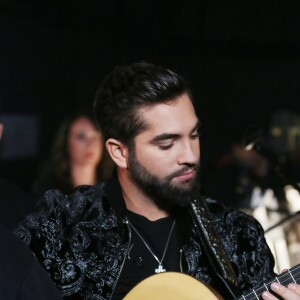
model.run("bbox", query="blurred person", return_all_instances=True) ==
[0,223,62,299]
[33,113,114,198]
[0,112,36,230]
[16,62,300,300]
[0,110,62,298]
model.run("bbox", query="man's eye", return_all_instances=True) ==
[191,132,200,139]
[158,144,173,150]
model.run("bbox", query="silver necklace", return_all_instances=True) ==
[127,218,176,273]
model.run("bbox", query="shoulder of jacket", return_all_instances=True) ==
[29,182,107,221]
[196,196,258,224]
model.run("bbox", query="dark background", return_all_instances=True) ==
[0,0,300,193]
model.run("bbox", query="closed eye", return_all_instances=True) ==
[151,134,178,150]
[158,141,174,150]
[190,129,201,139]
[191,133,199,139]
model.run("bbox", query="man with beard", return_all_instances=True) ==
[16,62,300,300]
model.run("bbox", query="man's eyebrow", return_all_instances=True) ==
[150,120,201,143]
[150,133,179,143]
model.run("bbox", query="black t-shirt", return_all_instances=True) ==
[112,210,181,299]
[112,209,236,300]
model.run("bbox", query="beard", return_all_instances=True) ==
[127,150,201,211]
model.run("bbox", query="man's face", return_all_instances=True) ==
[127,93,201,209]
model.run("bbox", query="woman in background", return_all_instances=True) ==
[33,114,114,198]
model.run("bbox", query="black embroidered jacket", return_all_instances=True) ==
[15,178,275,299]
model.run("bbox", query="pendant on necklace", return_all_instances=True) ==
[155,264,166,273]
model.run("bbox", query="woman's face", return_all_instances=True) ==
[68,117,103,167]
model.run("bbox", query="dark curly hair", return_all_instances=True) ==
[94,62,192,146]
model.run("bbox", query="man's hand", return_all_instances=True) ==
[262,283,300,299]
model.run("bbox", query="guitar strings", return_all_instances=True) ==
[243,269,300,300]
[238,265,300,300]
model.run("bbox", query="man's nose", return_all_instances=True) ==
[177,140,200,165]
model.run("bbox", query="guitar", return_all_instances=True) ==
[124,264,300,299]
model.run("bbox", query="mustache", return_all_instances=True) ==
[166,164,199,180]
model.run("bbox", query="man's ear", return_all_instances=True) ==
[105,138,129,169]
[0,123,4,140]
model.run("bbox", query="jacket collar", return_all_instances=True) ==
[105,173,127,220]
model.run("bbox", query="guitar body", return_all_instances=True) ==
[124,272,224,300]
[124,264,300,299]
